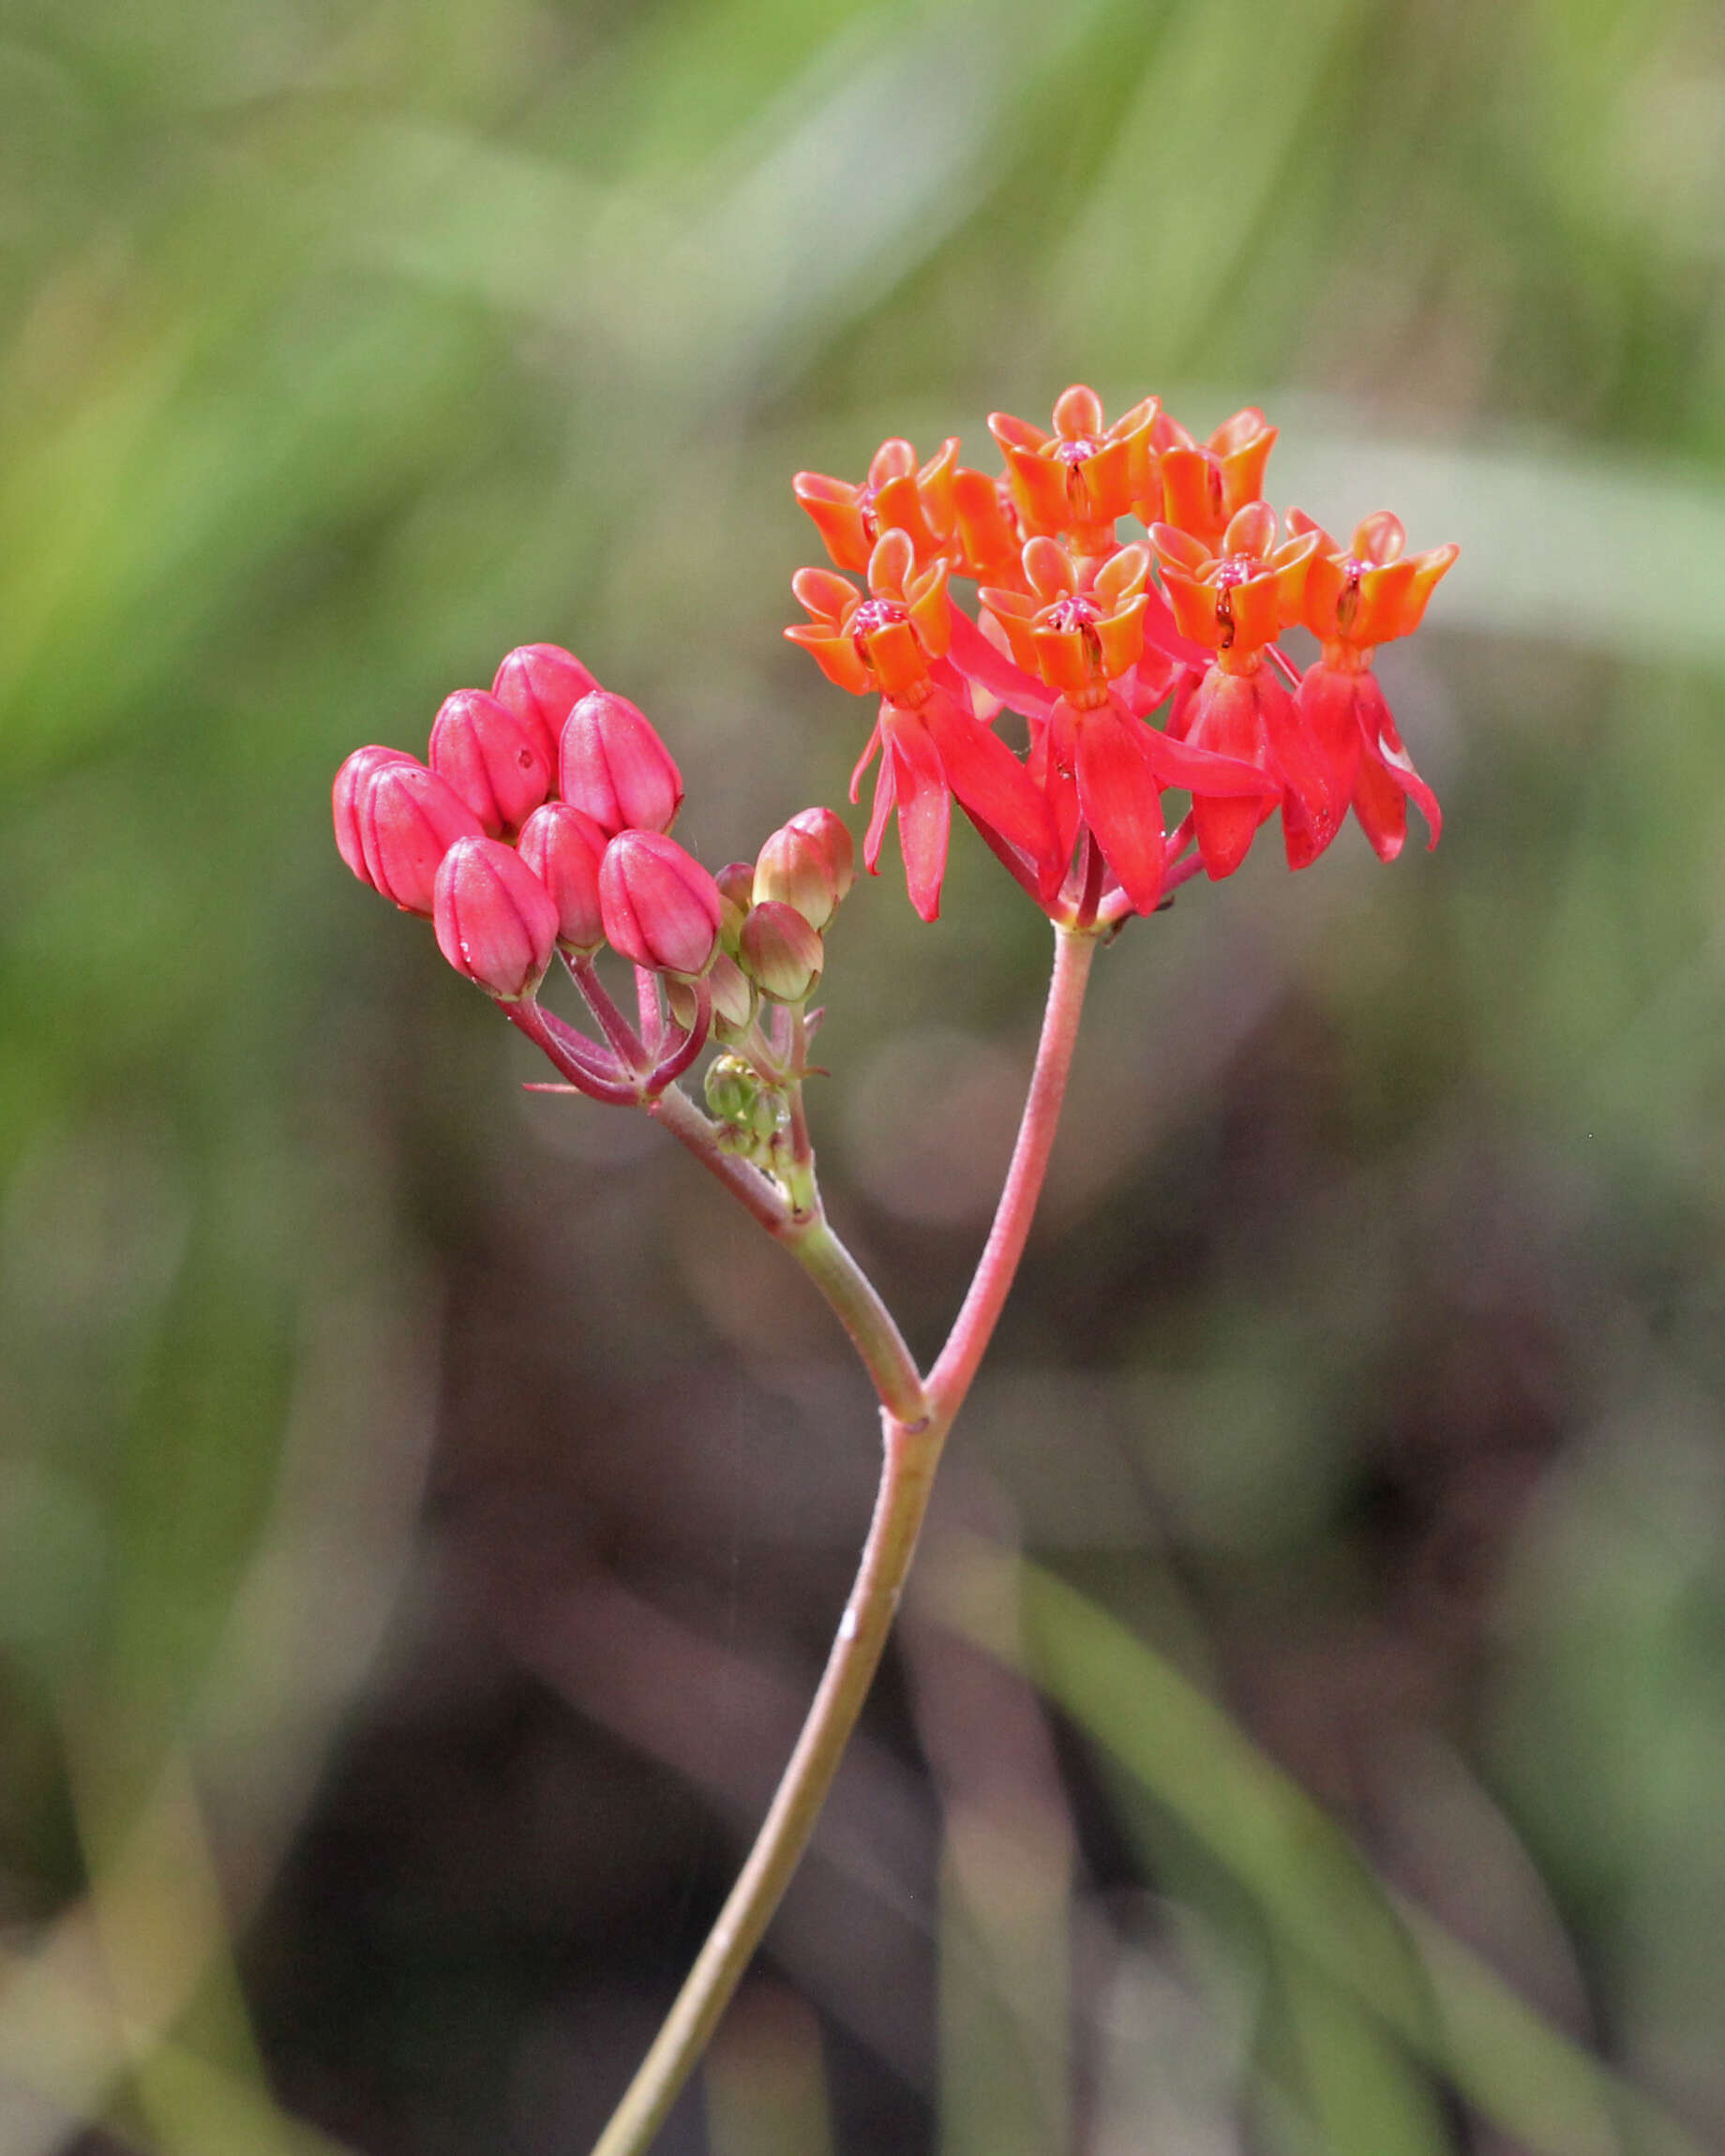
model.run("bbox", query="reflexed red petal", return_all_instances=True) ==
[922,687,1058,879]
[1145,730,1281,799]
[848,719,883,804]
[1352,746,1409,861]
[885,711,952,922]
[862,738,897,873]
[942,605,1056,720]
[1362,679,1442,852]
[1073,705,1166,915]
[1257,669,1335,831]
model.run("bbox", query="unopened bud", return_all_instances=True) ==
[738,900,824,1003]
[786,807,855,904]
[491,643,601,769]
[598,830,722,977]
[518,801,608,951]
[708,951,756,1039]
[753,811,851,931]
[705,1053,782,1145]
[561,690,683,837]
[433,836,560,998]
[359,760,485,914]
[334,745,416,883]
[429,688,553,836]
[714,861,755,953]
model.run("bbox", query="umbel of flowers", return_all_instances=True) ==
[788,383,1456,924]
[332,383,1454,1134]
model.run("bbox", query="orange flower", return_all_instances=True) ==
[785,530,952,701]
[1286,509,1459,665]
[792,437,960,574]
[1147,408,1278,546]
[1149,502,1318,668]
[980,538,1150,701]
[988,384,1159,550]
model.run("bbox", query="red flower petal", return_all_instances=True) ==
[884,710,952,921]
[1073,704,1166,916]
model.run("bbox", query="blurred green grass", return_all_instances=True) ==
[3,0,1725,2150]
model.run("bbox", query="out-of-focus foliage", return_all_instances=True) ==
[3,0,1725,2151]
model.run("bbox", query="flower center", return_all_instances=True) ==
[1043,595,1101,633]
[851,597,908,666]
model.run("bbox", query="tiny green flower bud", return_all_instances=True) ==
[705,1053,782,1145]
[738,900,824,1003]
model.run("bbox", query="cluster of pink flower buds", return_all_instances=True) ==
[334,647,859,1109]
[335,645,746,1100]
[787,387,1458,925]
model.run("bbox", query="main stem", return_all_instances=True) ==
[592,924,1097,2156]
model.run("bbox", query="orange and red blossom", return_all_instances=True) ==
[1148,506,1330,877]
[980,538,1151,697]
[1147,408,1278,546]
[793,437,959,575]
[788,537,1057,921]
[1286,509,1459,664]
[989,384,1158,553]
[1278,511,1457,866]
[785,530,952,700]
[1151,502,1319,666]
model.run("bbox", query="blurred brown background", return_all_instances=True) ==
[3,1,1725,2150]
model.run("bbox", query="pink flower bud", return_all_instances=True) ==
[491,643,602,770]
[786,807,855,904]
[738,900,824,1003]
[561,690,683,837]
[714,861,755,952]
[359,760,486,915]
[708,951,756,1038]
[433,836,560,999]
[753,814,850,931]
[334,745,416,883]
[429,688,553,836]
[517,800,608,951]
[598,831,722,977]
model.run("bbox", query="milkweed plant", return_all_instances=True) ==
[333,383,1457,2156]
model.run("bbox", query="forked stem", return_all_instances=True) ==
[591,923,1098,2156]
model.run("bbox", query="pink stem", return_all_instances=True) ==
[926,924,1096,1418]
[570,951,648,1069]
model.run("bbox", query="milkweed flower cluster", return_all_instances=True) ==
[332,386,1455,1120]
[788,384,1457,922]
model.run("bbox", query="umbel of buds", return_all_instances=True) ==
[333,644,855,1110]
